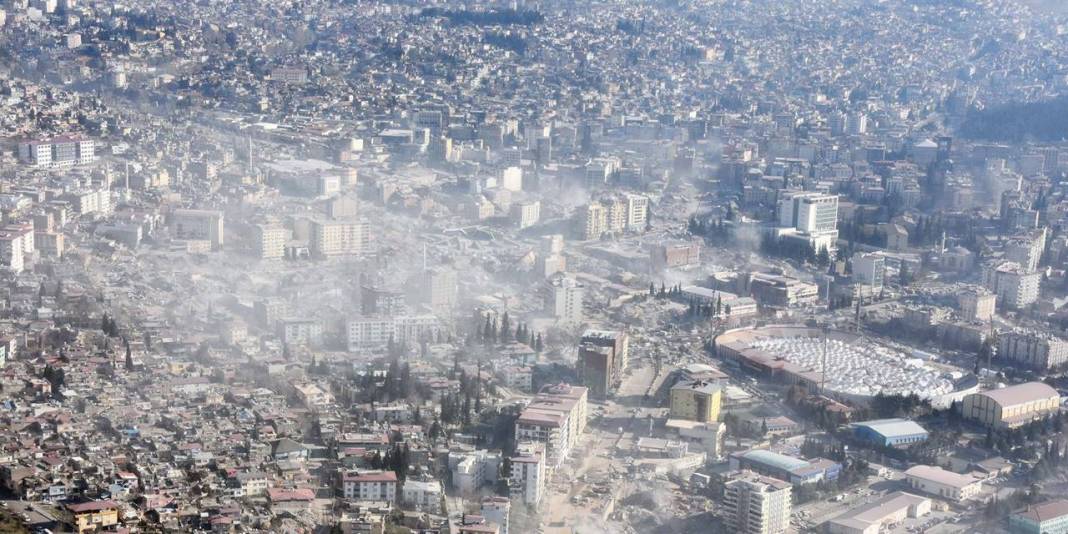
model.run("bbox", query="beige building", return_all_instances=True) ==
[827,491,931,534]
[310,219,370,257]
[962,382,1060,428]
[254,224,288,259]
[958,289,996,322]
[903,465,982,502]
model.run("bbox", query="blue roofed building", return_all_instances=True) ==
[852,418,929,447]
[729,449,840,485]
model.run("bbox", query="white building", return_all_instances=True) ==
[723,471,792,534]
[773,190,839,252]
[983,261,1041,310]
[347,315,440,350]
[18,136,96,168]
[852,252,886,289]
[280,318,323,346]
[480,497,510,534]
[546,275,584,325]
[509,442,546,508]
[342,471,398,502]
[513,201,541,229]
[170,209,225,249]
[401,479,443,514]
[255,224,288,259]
[449,449,501,496]
[903,465,982,502]
[997,331,1068,371]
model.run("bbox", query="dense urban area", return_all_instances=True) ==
[5,0,1068,533]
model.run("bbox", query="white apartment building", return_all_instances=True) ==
[255,224,287,259]
[852,252,886,289]
[347,315,440,350]
[18,136,96,168]
[983,261,1041,310]
[448,449,501,496]
[997,331,1068,371]
[959,289,996,322]
[280,318,323,346]
[513,201,540,229]
[546,275,584,325]
[723,471,792,534]
[342,471,398,502]
[311,219,370,257]
[509,442,546,508]
[401,479,443,514]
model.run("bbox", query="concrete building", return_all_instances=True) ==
[962,382,1060,428]
[280,318,323,346]
[254,224,288,259]
[480,497,510,534]
[774,190,839,252]
[341,471,398,502]
[827,491,931,534]
[852,252,885,289]
[449,449,501,496]
[1008,499,1068,534]
[514,384,588,468]
[347,315,440,350]
[578,201,606,240]
[65,501,120,534]
[651,240,702,271]
[311,219,370,257]
[421,268,458,312]
[509,441,546,508]
[512,201,540,229]
[997,331,1068,371]
[19,135,96,168]
[723,471,792,534]
[903,465,982,502]
[669,380,722,423]
[983,261,1041,310]
[546,275,584,325]
[851,418,928,447]
[401,479,443,514]
[959,289,996,322]
[170,209,224,249]
[578,330,628,400]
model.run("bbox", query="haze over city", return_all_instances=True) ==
[5,1,1068,533]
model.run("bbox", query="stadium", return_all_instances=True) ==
[714,326,979,408]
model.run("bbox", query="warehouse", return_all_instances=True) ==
[962,382,1061,429]
[851,418,928,447]
[904,465,983,502]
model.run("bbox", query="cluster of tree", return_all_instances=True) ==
[41,365,65,396]
[839,219,885,249]
[983,484,1044,520]
[384,358,412,401]
[783,386,850,431]
[686,295,731,318]
[911,215,947,248]
[866,392,932,419]
[687,216,731,243]
[483,32,527,55]
[982,412,1067,459]
[440,369,483,428]
[759,235,831,267]
[479,313,543,351]
[418,8,544,27]
[101,314,121,337]
[961,95,1068,142]
[649,282,684,298]
[615,19,644,35]
[368,442,411,482]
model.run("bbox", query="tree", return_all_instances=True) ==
[534,334,544,352]
[124,337,134,371]
[500,312,512,343]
